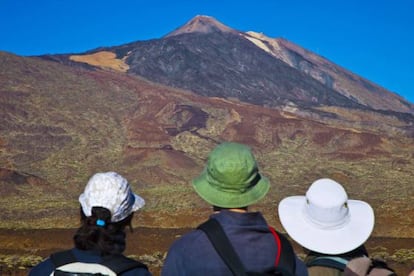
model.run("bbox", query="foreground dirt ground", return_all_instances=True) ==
[0,228,412,275]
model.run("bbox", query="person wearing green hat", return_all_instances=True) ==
[162,142,308,276]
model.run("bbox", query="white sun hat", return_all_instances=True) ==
[278,178,374,254]
[79,172,145,222]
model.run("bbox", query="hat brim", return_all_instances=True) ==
[132,193,145,211]
[278,196,374,254]
[192,171,270,208]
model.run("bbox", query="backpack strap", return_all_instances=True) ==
[50,249,148,275]
[198,218,248,276]
[50,250,77,268]
[307,256,348,271]
[268,226,296,276]
[198,219,296,276]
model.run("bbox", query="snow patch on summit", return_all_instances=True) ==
[242,31,293,65]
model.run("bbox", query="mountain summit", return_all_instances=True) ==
[165,15,236,37]
[42,15,414,118]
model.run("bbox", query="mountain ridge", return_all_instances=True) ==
[40,16,413,117]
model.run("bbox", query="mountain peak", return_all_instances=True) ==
[165,15,236,37]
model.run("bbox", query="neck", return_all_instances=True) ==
[228,208,248,213]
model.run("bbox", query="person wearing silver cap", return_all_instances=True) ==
[29,171,151,275]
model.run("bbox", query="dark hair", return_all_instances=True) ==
[306,245,369,260]
[213,206,248,212]
[73,206,133,255]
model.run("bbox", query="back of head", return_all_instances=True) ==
[278,178,374,255]
[75,172,145,255]
[192,142,270,208]
[79,171,145,223]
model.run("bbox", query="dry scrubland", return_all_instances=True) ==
[0,228,413,275]
[0,142,413,275]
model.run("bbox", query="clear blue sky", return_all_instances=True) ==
[1,0,413,103]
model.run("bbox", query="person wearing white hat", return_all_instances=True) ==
[278,178,395,276]
[29,171,151,276]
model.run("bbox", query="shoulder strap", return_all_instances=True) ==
[198,218,248,276]
[101,254,148,274]
[50,250,77,268]
[268,227,296,276]
[307,256,348,271]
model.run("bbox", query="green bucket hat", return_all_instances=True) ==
[192,142,270,208]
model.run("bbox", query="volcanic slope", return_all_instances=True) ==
[0,52,413,239]
[43,15,413,117]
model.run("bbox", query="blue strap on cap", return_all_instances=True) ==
[96,219,106,227]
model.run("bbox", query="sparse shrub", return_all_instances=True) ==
[128,251,166,267]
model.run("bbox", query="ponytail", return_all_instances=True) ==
[73,206,133,255]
